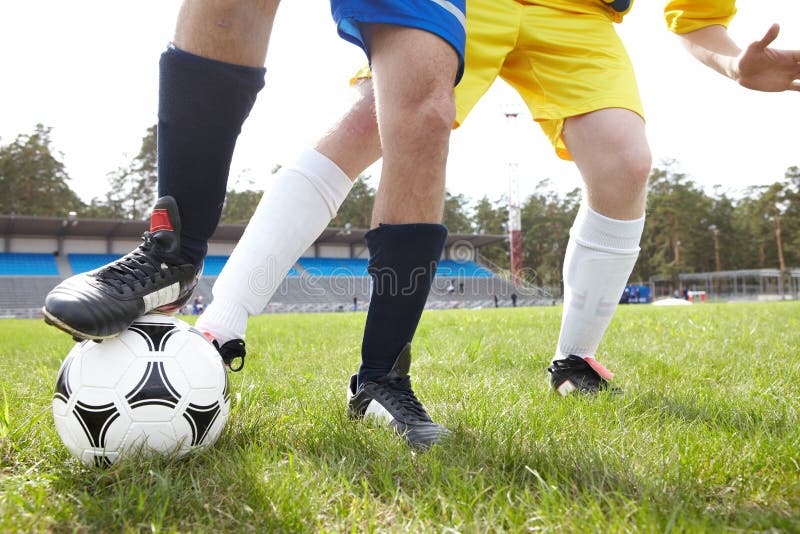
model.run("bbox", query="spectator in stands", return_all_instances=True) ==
[352,297,358,312]
[458,282,464,294]
[447,280,456,295]
[193,0,800,435]
[511,293,517,308]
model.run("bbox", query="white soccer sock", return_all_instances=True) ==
[196,149,352,342]
[555,203,645,360]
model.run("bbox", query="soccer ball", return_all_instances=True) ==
[52,314,230,466]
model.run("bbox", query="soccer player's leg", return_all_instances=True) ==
[43,0,277,340]
[549,108,650,396]
[331,0,464,448]
[498,3,648,395]
[195,79,382,370]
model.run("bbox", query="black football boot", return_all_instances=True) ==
[43,196,200,340]
[547,355,622,396]
[347,344,450,449]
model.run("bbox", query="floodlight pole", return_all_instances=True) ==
[708,224,721,272]
[709,224,721,298]
[776,214,786,299]
[504,111,523,286]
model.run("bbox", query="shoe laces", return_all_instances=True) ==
[97,233,176,294]
[375,375,432,423]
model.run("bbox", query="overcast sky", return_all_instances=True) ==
[1,1,798,209]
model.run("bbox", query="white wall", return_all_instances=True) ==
[317,244,350,258]
[207,242,236,256]
[110,240,143,255]
[62,238,107,254]
[8,237,58,253]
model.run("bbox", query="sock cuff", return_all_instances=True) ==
[164,43,267,80]
[570,204,645,254]
[366,223,448,257]
[288,149,352,218]
[195,297,249,341]
[160,45,266,128]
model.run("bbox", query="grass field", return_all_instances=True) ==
[1,302,799,532]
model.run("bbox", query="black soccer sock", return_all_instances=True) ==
[157,45,266,267]
[358,223,448,386]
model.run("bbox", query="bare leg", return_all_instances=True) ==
[563,108,651,220]
[316,79,382,180]
[365,25,458,226]
[174,0,280,66]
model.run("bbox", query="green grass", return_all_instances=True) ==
[1,302,799,532]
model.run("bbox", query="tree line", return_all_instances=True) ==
[2,124,797,288]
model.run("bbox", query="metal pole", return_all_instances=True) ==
[504,111,523,286]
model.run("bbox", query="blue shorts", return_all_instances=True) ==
[330,0,466,83]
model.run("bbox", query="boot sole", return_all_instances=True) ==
[42,307,120,342]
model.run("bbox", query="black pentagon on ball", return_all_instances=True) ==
[125,361,182,409]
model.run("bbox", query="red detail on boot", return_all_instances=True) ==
[150,209,173,232]
[584,357,614,380]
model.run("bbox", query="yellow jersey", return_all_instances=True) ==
[521,1,736,30]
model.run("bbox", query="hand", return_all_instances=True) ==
[735,24,800,92]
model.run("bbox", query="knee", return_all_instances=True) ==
[404,90,456,141]
[615,144,652,194]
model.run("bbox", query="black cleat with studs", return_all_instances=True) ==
[43,196,200,341]
[547,355,622,396]
[348,344,450,449]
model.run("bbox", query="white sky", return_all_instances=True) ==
[1,1,799,209]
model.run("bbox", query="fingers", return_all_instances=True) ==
[757,23,780,49]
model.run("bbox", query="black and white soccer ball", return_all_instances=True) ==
[52,314,230,466]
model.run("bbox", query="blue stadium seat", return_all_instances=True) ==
[201,256,228,276]
[295,257,493,278]
[68,254,118,274]
[436,260,494,278]
[0,253,59,275]
[69,253,299,277]
[66,254,491,278]
[298,257,369,277]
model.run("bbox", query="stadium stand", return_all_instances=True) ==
[67,253,116,274]
[295,258,494,278]
[68,253,300,278]
[0,277,62,318]
[0,253,59,275]
[436,260,493,278]
[297,257,369,277]
[2,214,547,318]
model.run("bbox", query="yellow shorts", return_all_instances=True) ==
[459,0,643,160]
[352,0,643,161]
